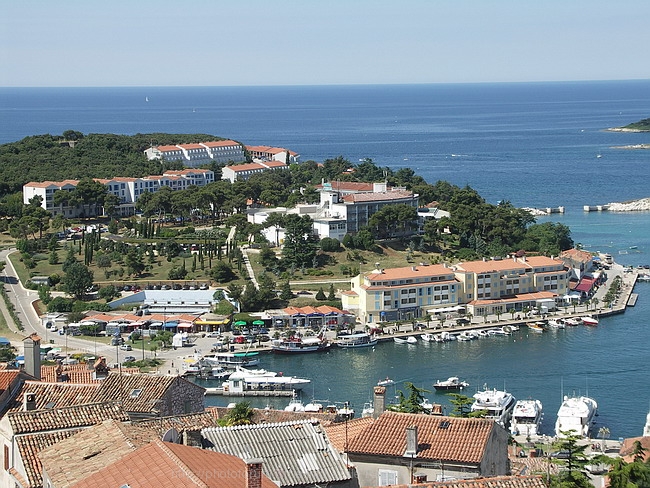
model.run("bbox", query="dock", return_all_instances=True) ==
[204,387,295,397]
[583,204,611,212]
[628,293,638,306]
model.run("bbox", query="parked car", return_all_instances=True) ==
[206,331,221,338]
[233,336,246,344]
[120,344,132,351]
[123,356,136,363]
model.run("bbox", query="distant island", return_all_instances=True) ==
[607,118,650,149]
[607,117,650,132]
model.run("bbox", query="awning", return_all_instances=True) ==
[163,321,179,328]
[0,337,10,346]
[177,323,193,328]
[575,277,596,293]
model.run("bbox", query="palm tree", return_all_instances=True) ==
[226,401,255,426]
[592,297,600,311]
[495,309,502,322]
[508,308,516,320]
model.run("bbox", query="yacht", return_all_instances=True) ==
[221,367,311,395]
[471,387,517,427]
[201,351,260,368]
[510,399,544,436]
[555,395,598,438]
[337,332,378,348]
[433,376,469,391]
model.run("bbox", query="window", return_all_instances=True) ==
[379,470,398,486]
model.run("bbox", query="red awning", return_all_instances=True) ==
[575,277,595,293]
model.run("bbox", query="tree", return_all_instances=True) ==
[279,280,293,300]
[210,260,236,283]
[327,283,336,301]
[225,401,255,426]
[551,431,591,484]
[447,393,475,418]
[315,287,326,300]
[124,247,145,277]
[388,382,430,414]
[62,262,93,300]
[282,214,319,269]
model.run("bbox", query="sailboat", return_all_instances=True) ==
[145,96,149,102]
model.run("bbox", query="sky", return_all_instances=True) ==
[1,0,649,87]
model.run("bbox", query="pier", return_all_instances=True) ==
[204,387,296,397]
[583,204,611,212]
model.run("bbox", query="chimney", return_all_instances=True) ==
[404,425,418,457]
[23,392,36,411]
[245,458,264,488]
[23,333,41,380]
[373,386,386,418]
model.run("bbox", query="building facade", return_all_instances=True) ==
[221,160,289,183]
[23,169,214,218]
[144,140,246,166]
[342,256,570,324]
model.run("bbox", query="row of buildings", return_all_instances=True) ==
[143,140,300,168]
[341,249,600,324]
[0,334,551,488]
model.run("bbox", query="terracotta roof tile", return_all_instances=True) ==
[342,189,414,203]
[7,401,128,434]
[346,412,495,463]
[0,370,21,393]
[40,363,140,383]
[4,380,100,413]
[324,416,375,452]
[202,139,240,148]
[316,181,375,192]
[16,429,81,488]
[366,264,454,282]
[68,439,278,488]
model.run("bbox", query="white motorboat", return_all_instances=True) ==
[420,333,436,342]
[548,319,566,329]
[271,336,332,353]
[471,387,517,428]
[510,399,544,436]
[285,395,305,412]
[394,336,417,344]
[456,331,473,341]
[555,395,598,438]
[581,315,599,326]
[304,400,324,413]
[433,376,469,391]
[565,318,581,326]
[362,402,374,417]
[326,402,355,419]
[221,367,311,395]
[337,332,378,348]
[377,377,395,387]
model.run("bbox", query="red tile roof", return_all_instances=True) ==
[346,412,495,463]
[17,429,82,488]
[342,189,414,203]
[4,380,100,413]
[316,181,375,192]
[324,416,375,452]
[202,140,240,148]
[68,439,278,488]
[0,370,21,393]
[366,264,454,282]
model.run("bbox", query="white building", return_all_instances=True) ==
[221,160,288,183]
[144,140,246,167]
[23,169,214,218]
[245,145,300,164]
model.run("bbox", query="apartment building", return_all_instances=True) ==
[221,160,288,183]
[245,144,300,164]
[23,169,214,218]
[144,140,246,166]
[342,255,569,324]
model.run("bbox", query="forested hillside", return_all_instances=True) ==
[0,131,227,196]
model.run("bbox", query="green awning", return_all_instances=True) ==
[252,320,265,325]
[234,321,247,326]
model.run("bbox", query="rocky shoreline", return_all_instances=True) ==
[607,197,650,212]
[610,143,650,150]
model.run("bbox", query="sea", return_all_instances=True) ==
[1,80,649,438]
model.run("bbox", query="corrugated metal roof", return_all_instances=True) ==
[202,420,351,487]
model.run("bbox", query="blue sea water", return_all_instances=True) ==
[1,81,649,437]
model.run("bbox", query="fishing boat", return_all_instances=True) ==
[433,376,469,391]
[555,395,598,438]
[510,399,544,436]
[471,386,517,428]
[337,332,378,348]
[271,335,331,353]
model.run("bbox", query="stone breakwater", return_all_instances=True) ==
[607,197,650,212]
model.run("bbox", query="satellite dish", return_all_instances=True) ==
[162,428,179,443]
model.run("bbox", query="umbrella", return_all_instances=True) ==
[234,320,247,327]
[252,320,265,326]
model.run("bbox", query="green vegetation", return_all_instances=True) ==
[1,132,577,315]
[388,382,431,414]
[622,118,650,131]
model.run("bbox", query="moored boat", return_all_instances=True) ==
[433,376,469,391]
[271,336,331,353]
[337,332,378,348]
[377,377,395,387]
[471,387,516,428]
[420,333,436,342]
[581,315,599,326]
[527,322,545,333]
[510,399,543,436]
[548,319,566,329]
[565,317,582,326]
[202,351,260,368]
[394,336,417,344]
[555,395,598,438]
[220,366,311,396]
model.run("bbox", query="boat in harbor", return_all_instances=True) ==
[394,336,417,344]
[420,333,436,342]
[527,322,545,333]
[433,376,469,391]
[377,377,395,387]
[581,315,599,326]
[284,393,305,412]
[548,319,566,329]
[271,335,331,353]
[202,351,260,368]
[337,332,378,348]
[216,367,311,396]
[325,402,355,419]
[471,387,517,428]
[555,395,598,438]
[510,399,544,436]
[564,318,582,326]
